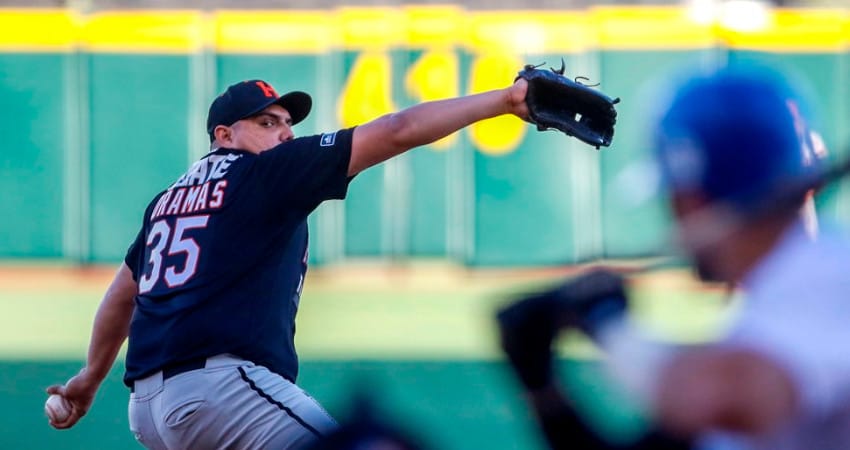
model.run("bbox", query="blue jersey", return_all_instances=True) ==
[123,128,354,386]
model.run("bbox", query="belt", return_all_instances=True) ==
[130,356,208,393]
[162,357,208,380]
[131,354,248,394]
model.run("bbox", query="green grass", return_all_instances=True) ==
[0,265,732,360]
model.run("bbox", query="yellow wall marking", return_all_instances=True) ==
[81,11,204,53]
[405,50,460,149]
[468,53,527,156]
[215,11,337,53]
[338,51,395,128]
[0,9,76,52]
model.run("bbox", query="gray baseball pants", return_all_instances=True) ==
[128,354,337,450]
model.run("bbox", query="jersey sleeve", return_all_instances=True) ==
[255,127,354,210]
[725,231,850,418]
[727,296,850,417]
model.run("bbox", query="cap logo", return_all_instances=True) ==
[255,81,278,98]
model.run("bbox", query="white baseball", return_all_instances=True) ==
[45,394,71,423]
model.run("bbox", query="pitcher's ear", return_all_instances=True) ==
[213,125,231,143]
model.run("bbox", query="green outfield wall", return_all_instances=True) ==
[2,6,848,265]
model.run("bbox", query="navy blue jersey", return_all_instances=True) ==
[123,128,354,386]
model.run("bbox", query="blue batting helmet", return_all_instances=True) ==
[654,65,817,211]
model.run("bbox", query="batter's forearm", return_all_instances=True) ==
[85,264,137,382]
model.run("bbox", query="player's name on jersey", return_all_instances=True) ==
[150,153,243,219]
[173,153,242,188]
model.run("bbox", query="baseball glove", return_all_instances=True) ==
[517,60,620,149]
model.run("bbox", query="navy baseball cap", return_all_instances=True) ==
[653,65,817,211]
[206,79,312,142]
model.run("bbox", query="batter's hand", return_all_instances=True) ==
[507,78,530,121]
[45,368,100,429]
